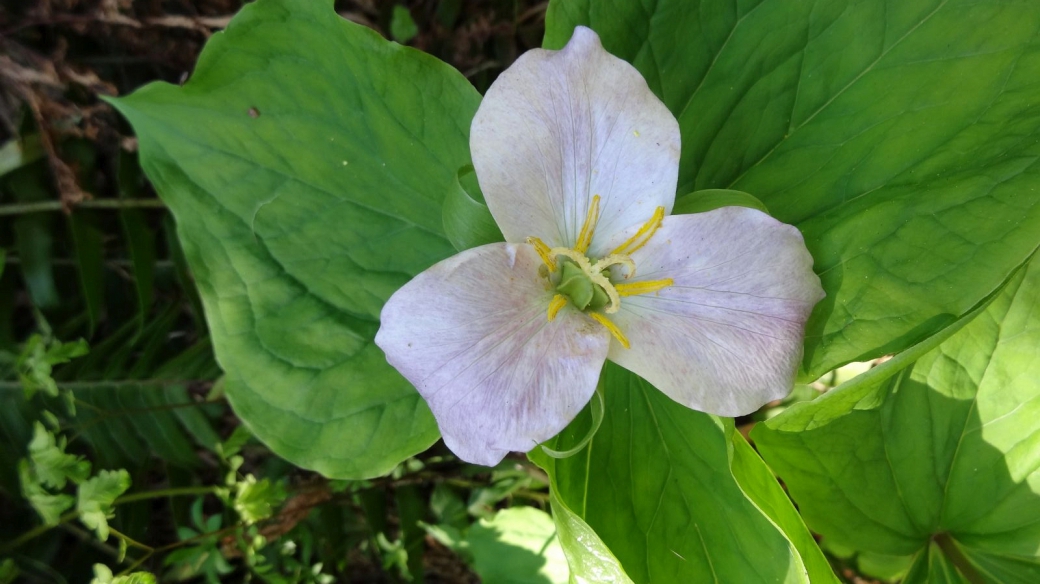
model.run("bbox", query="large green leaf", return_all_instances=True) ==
[110,0,481,478]
[531,364,836,584]
[754,258,1040,582]
[545,0,1040,379]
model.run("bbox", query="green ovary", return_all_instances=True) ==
[556,259,610,311]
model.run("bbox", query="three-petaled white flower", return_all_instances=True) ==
[376,27,824,466]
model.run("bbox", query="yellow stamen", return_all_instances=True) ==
[547,294,568,321]
[575,195,601,254]
[610,206,666,256]
[589,312,630,349]
[551,247,596,272]
[615,278,674,297]
[527,236,557,271]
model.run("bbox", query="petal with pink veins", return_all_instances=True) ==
[605,207,825,416]
[470,26,680,254]
[375,243,611,465]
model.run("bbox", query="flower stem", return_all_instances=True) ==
[1,510,80,553]
[0,198,165,216]
[0,485,218,553]
[118,524,243,576]
[109,527,154,552]
[114,485,218,504]
[933,532,986,584]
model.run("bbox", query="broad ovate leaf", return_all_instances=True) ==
[546,0,1040,379]
[110,0,481,478]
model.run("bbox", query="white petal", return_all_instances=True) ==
[375,243,611,466]
[471,26,680,255]
[606,208,825,416]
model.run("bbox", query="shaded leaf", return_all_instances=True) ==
[68,212,105,334]
[111,0,481,478]
[0,558,18,584]
[61,324,220,470]
[395,484,427,581]
[442,165,504,252]
[903,543,971,584]
[116,151,157,335]
[7,164,59,309]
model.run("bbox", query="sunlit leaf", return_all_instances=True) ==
[755,257,1040,582]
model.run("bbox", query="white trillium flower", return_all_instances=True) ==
[375,27,825,466]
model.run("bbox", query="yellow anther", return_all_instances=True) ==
[527,236,557,271]
[611,206,666,256]
[547,294,568,321]
[589,312,630,349]
[615,278,674,297]
[592,254,636,277]
[575,195,601,254]
[550,247,596,272]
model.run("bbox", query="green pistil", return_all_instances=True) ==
[556,259,610,311]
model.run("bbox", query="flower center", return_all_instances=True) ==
[556,259,612,311]
[527,195,673,349]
